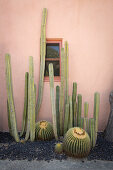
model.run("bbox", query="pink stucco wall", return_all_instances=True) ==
[0,0,113,131]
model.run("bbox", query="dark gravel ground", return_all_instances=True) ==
[0,132,113,162]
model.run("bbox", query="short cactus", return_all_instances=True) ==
[35,120,54,141]
[55,143,63,154]
[63,127,91,158]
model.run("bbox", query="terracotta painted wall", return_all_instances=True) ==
[0,0,113,131]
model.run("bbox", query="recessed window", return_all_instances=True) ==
[44,39,62,81]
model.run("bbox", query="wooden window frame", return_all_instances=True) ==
[44,38,62,82]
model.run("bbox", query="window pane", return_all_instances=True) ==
[46,43,59,58]
[44,61,60,76]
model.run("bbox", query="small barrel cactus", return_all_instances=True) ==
[63,127,91,158]
[35,120,54,140]
[55,143,63,154]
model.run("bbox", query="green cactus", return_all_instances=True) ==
[25,56,35,142]
[94,92,100,142]
[56,85,60,137]
[64,41,69,105]
[89,118,95,148]
[7,100,12,136]
[59,48,65,136]
[5,54,19,142]
[72,82,77,126]
[20,72,29,137]
[80,117,84,129]
[64,103,69,134]
[84,102,89,118]
[36,8,47,117]
[63,127,91,158]
[77,94,82,127]
[73,102,77,127]
[83,118,89,133]
[34,84,36,105]
[35,120,54,140]
[55,143,63,154]
[68,96,73,129]
[49,63,58,140]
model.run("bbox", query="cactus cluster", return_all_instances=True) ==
[35,120,54,140]
[63,127,91,158]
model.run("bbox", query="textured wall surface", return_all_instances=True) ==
[0,0,113,131]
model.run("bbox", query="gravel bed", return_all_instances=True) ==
[0,132,113,162]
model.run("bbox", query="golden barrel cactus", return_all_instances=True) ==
[63,127,91,158]
[35,120,54,141]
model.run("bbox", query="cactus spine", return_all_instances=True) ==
[20,72,29,137]
[64,103,69,134]
[77,94,82,127]
[49,63,58,140]
[36,8,47,117]
[64,41,69,105]
[94,92,100,142]
[72,82,77,126]
[5,54,19,142]
[59,48,65,136]
[56,85,60,137]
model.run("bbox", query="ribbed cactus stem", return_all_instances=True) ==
[49,63,58,140]
[20,72,29,137]
[56,85,60,137]
[64,41,69,105]
[36,8,47,117]
[80,117,84,129]
[84,102,89,118]
[94,92,100,141]
[72,82,77,126]
[73,102,77,127]
[68,96,73,129]
[83,118,89,133]
[5,54,19,142]
[77,94,82,127]
[29,56,35,141]
[59,48,65,136]
[89,118,95,148]
[25,57,35,142]
[64,103,69,134]
[34,84,36,105]
[7,100,12,136]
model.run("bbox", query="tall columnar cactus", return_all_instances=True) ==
[25,56,35,142]
[68,96,73,129]
[36,8,47,117]
[72,82,77,126]
[80,117,84,129]
[20,72,29,137]
[89,118,95,148]
[64,41,69,105]
[83,118,89,133]
[73,102,77,127]
[5,54,19,142]
[59,48,65,136]
[77,94,82,127]
[7,100,12,136]
[83,102,89,133]
[64,103,69,134]
[94,92,100,142]
[56,85,60,137]
[49,63,58,140]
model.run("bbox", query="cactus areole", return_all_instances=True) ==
[63,127,91,158]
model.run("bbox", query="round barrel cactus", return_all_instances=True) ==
[63,127,91,158]
[35,120,54,140]
[55,143,63,154]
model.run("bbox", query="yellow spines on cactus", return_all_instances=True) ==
[63,127,91,158]
[35,120,54,140]
[55,143,63,154]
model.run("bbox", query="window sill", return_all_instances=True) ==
[44,76,61,82]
